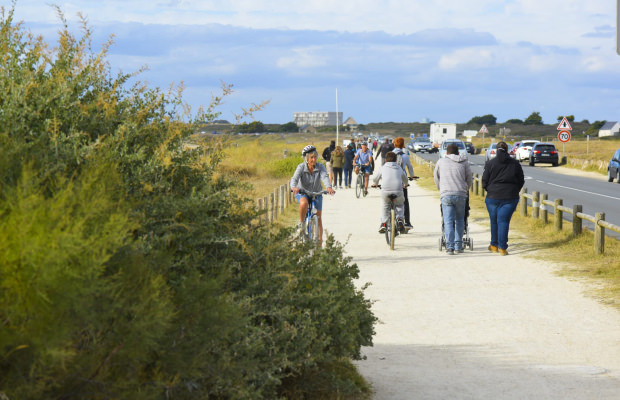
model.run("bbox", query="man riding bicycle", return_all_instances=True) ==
[371,151,408,233]
[291,145,336,244]
[353,142,373,196]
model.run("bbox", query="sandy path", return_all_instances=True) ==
[320,182,620,399]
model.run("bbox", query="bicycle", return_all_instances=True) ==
[295,188,328,245]
[373,184,406,250]
[355,163,370,198]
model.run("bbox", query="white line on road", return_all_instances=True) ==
[544,182,620,201]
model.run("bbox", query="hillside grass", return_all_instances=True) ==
[411,156,620,308]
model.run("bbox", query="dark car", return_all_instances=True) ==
[608,148,620,182]
[529,143,559,166]
[464,141,475,154]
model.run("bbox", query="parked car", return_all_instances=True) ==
[510,141,522,158]
[515,140,540,161]
[410,136,434,153]
[485,143,513,162]
[607,148,620,182]
[464,141,475,154]
[438,139,468,159]
[529,143,559,166]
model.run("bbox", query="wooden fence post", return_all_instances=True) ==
[540,193,548,224]
[554,199,563,232]
[595,212,605,255]
[284,183,289,208]
[572,204,582,236]
[263,196,268,222]
[532,191,540,220]
[520,188,527,216]
[279,185,285,215]
[274,189,279,219]
[473,174,479,196]
[269,193,275,222]
[257,198,264,222]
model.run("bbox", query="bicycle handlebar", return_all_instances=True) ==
[294,188,329,197]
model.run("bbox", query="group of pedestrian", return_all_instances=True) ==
[292,137,524,254]
[434,141,523,255]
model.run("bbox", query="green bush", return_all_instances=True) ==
[0,5,376,399]
[264,154,304,178]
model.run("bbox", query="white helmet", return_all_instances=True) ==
[301,145,316,156]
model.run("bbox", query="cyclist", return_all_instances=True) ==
[371,151,408,233]
[353,141,373,195]
[291,145,336,243]
[393,137,416,230]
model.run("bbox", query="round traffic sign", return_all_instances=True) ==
[558,130,571,142]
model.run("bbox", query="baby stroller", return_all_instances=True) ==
[438,196,473,251]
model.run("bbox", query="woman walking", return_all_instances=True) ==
[481,141,524,256]
[331,145,345,189]
[343,144,355,188]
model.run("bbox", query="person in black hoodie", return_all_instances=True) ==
[322,140,336,186]
[481,141,524,256]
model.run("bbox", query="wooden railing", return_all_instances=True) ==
[256,183,293,223]
[410,153,620,255]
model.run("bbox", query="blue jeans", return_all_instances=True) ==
[485,198,519,250]
[441,195,467,251]
[343,167,353,187]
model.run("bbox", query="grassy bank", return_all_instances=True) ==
[412,157,620,308]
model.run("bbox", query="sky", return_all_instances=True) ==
[7,0,620,125]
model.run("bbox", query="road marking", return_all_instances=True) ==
[545,182,620,201]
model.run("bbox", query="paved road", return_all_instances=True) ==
[416,151,620,239]
[320,180,620,399]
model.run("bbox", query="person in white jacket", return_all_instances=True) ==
[372,152,408,233]
[434,144,473,254]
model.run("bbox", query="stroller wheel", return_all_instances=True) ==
[469,238,474,251]
[438,237,443,251]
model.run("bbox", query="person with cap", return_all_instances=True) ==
[291,145,336,244]
[392,137,417,231]
[434,143,473,254]
[371,151,408,233]
[481,141,524,256]
[353,141,374,195]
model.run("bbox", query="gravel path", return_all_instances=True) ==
[321,181,620,399]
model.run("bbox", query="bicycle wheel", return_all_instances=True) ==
[309,215,320,245]
[389,209,396,250]
[355,173,362,198]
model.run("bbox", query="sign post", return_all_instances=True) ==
[479,124,489,149]
[557,118,572,160]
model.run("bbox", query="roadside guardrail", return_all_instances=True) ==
[411,153,620,255]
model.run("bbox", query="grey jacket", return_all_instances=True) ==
[434,154,472,197]
[393,147,414,177]
[291,162,332,193]
[373,162,408,192]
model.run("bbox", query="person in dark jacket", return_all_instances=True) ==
[481,141,524,256]
[343,144,355,188]
[376,138,395,165]
[322,140,336,186]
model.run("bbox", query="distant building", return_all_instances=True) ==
[343,116,358,131]
[293,111,343,127]
[598,121,620,137]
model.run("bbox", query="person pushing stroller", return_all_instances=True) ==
[434,143,472,254]
[372,151,408,233]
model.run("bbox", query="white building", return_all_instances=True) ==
[293,111,343,127]
[598,121,620,137]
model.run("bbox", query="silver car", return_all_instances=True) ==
[439,139,468,159]
[485,143,513,162]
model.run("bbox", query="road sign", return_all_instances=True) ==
[557,117,572,131]
[479,124,488,134]
[558,130,571,142]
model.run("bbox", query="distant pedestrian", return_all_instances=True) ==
[331,145,344,189]
[481,141,524,256]
[322,140,336,186]
[434,143,472,254]
[343,144,355,188]
[376,138,394,165]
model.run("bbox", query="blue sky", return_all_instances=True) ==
[9,0,620,125]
